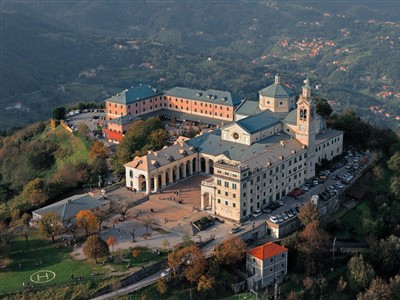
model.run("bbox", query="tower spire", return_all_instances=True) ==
[302,75,312,98]
[274,73,281,84]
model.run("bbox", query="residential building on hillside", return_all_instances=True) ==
[123,75,343,222]
[246,242,288,290]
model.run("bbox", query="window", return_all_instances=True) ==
[129,170,133,178]
[225,192,228,196]
[217,179,221,186]
[233,203,236,207]
[233,194,236,198]
[232,183,237,189]
[217,199,221,204]
[225,201,228,206]
[224,182,229,188]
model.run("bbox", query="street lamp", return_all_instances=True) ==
[332,237,337,271]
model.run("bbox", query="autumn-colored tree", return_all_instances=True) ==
[303,277,314,290]
[297,200,319,226]
[38,211,63,243]
[82,235,109,263]
[132,249,141,258]
[197,275,215,292]
[287,291,299,300]
[89,141,109,160]
[22,178,47,207]
[114,202,129,221]
[76,210,98,236]
[182,245,207,283]
[337,276,348,292]
[215,237,246,265]
[157,278,168,294]
[357,277,392,300]
[168,249,184,277]
[348,254,375,289]
[298,220,329,255]
[107,235,118,252]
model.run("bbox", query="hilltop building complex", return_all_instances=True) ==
[106,74,343,222]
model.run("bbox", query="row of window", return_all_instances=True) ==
[217,198,237,208]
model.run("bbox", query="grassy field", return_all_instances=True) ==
[108,246,167,272]
[0,230,106,295]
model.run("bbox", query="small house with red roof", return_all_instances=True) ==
[246,242,288,290]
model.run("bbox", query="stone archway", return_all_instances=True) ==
[209,159,214,174]
[192,157,197,173]
[186,160,191,177]
[165,169,170,186]
[179,163,185,179]
[138,174,147,192]
[201,192,211,210]
[200,157,206,173]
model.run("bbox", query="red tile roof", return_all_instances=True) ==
[247,242,288,260]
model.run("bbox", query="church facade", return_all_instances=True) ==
[124,75,343,222]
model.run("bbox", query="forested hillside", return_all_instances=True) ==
[1,0,400,129]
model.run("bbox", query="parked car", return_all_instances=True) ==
[269,216,279,223]
[290,207,297,216]
[277,200,284,207]
[262,207,272,214]
[252,209,262,218]
[286,210,294,218]
[229,227,241,234]
[277,215,284,223]
[281,213,289,221]
[161,268,171,278]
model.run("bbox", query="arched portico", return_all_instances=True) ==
[200,157,206,173]
[138,174,148,192]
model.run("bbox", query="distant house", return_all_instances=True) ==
[31,193,110,226]
[103,114,140,143]
[246,242,288,290]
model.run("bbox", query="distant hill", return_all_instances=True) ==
[1,1,400,129]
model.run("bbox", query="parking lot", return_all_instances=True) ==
[238,148,373,228]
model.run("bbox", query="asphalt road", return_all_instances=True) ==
[91,271,162,300]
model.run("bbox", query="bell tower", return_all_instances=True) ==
[296,77,316,179]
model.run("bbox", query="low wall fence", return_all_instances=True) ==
[60,120,73,133]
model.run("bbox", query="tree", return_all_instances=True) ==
[114,202,129,221]
[77,123,90,138]
[197,275,215,292]
[52,107,66,120]
[388,152,400,174]
[357,277,392,300]
[132,249,141,258]
[215,237,246,265]
[83,235,109,263]
[143,216,152,233]
[22,178,47,207]
[348,254,375,289]
[297,200,319,226]
[89,141,109,160]
[38,211,63,243]
[129,227,135,242]
[375,235,400,274]
[390,176,400,198]
[157,278,168,294]
[94,209,107,232]
[76,210,98,236]
[303,277,313,290]
[181,233,191,246]
[182,246,207,284]
[315,98,332,118]
[148,129,169,150]
[107,235,118,252]
[167,249,183,277]
[66,222,79,240]
[287,291,299,300]
[337,276,348,292]
[22,226,30,247]
[390,275,400,299]
[161,239,170,250]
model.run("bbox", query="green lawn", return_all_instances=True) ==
[0,231,106,295]
[224,292,255,300]
[108,247,166,272]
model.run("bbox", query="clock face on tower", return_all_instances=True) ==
[300,125,306,132]
[233,132,239,140]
